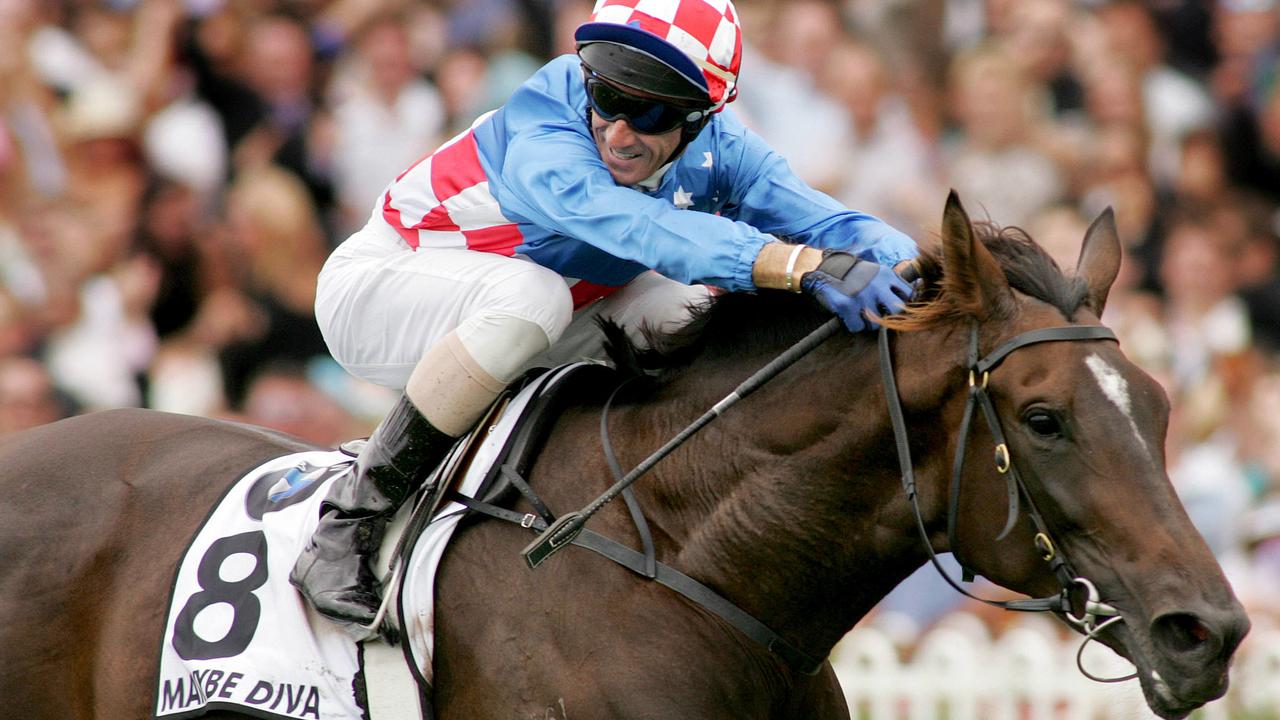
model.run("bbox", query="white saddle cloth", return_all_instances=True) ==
[153,364,583,719]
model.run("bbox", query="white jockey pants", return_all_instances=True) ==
[315,216,711,394]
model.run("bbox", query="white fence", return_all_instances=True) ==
[831,613,1280,720]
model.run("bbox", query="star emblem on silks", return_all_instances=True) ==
[673,186,694,209]
[702,152,713,168]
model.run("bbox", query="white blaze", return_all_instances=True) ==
[1084,353,1152,460]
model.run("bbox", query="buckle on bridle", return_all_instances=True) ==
[1034,532,1055,562]
[885,323,1138,684]
[994,443,1011,473]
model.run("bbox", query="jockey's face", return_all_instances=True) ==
[591,112,683,186]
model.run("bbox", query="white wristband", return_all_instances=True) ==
[784,244,806,292]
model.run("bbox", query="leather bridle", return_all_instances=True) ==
[879,322,1136,681]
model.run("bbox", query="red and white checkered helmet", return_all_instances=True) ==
[575,0,743,112]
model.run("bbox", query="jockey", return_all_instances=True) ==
[293,0,919,626]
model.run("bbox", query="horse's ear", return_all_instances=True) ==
[940,190,1012,319]
[1076,207,1121,316]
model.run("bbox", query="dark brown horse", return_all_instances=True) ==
[0,194,1248,720]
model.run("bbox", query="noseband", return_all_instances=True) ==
[879,322,1136,682]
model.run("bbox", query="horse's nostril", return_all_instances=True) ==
[1153,612,1213,655]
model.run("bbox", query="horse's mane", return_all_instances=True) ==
[882,222,1089,332]
[602,292,829,378]
[605,222,1087,376]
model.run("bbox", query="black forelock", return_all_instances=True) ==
[977,224,1089,319]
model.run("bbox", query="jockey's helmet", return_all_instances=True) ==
[575,0,743,114]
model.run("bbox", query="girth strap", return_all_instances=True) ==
[458,438,819,671]
[452,492,825,675]
[601,380,658,579]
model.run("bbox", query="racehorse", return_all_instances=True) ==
[0,194,1248,720]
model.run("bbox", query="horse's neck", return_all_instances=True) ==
[619,336,957,656]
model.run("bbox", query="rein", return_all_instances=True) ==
[521,317,846,568]
[475,304,1137,679]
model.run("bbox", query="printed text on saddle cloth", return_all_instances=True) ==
[154,451,365,720]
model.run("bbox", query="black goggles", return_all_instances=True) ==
[584,75,708,135]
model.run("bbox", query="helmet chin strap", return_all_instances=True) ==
[669,115,710,164]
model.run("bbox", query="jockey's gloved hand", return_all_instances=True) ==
[801,251,914,333]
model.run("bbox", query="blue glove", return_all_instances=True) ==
[801,251,914,332]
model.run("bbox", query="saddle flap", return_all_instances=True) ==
[473,362,618,507]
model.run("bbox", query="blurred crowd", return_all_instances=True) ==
[1,0,1279,624]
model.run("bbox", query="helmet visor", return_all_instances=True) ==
[584,72,707,135]
[578,41,709,106]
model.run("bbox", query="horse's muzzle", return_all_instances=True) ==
[1138,604,1251,718]
[1151,607,1249,692]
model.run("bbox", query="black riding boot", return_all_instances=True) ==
[290,394,455,625]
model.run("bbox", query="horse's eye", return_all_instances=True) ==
[1025,410,1062,438]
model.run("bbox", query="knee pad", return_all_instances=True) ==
[455,314,554,383]
[496,265,574,342]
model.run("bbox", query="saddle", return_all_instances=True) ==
[377,361,620,585]
[386,353,821,702]
[476,362,619,506]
